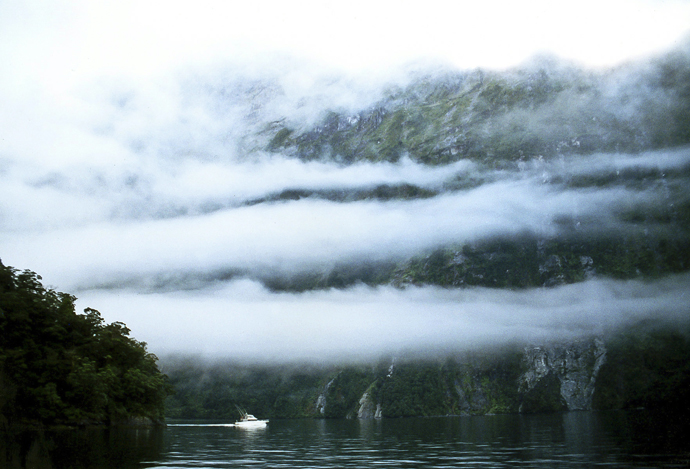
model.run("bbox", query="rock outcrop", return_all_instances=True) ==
[344,338,607,418]
[315,378,335,416]
[356,392,379,419]
[518,338,606,412]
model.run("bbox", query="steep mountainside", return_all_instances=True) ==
[164,323,690,419]
[225,43,690,293]
[162,42,690,420]
[265,47,690,165]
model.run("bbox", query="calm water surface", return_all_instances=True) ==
[3,411,689,468]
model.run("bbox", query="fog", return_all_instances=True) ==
[2,1,690,362]
[76,274,690,362]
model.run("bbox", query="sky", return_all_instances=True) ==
[2,0,690,362]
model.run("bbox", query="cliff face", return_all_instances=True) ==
[314,338,608,419]
[356,392,381,419]
[164,324,689,420]
[518,338,607,413]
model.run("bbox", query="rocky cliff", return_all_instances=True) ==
[518,338,606,413]
[160,42,690,421]
[164,323,689,420]
[313,337,608,418]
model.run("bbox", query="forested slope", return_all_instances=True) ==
[164,322,690,419]
[0,261,171,427]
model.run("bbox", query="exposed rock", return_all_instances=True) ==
[518,338,606,412]
[357,392,377,419]
[315,394,326,416]
[315,378,335,415]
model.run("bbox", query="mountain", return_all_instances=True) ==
[207,41,690,293]
[162,41,690,419]
[6,40,690,422]
[164,322,690,419]
[264,45,690,165]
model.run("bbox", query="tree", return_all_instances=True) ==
[0,260,171,426]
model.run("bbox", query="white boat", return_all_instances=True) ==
[234,407,268,428]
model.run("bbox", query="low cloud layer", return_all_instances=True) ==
[4,150,683,292]
[75,274,690,362]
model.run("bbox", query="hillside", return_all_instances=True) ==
[265,45,690,165]
[162,42,690,419]
[0,261,171,427]
[164,321,690,419]
[202,42,690,293]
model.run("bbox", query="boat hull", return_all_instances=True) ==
[234,420,268,428]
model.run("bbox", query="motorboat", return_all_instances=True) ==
[234,407,268,428]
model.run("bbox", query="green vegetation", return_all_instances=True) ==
[252,229,690,292]
[164,359,326,419]
[265,43,690,166]
[163,326,690,420]
[244,183,438,207]
[593,321,690,411]
[0,261,171,427]
[377,362,449,417]
[448,351,523,415]
[391,233,690,289]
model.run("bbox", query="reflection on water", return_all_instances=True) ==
[0,426,165,469]
[2,411,689,468]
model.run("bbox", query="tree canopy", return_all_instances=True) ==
[0,260,170,427]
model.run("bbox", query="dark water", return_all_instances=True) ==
[2,411,689,468]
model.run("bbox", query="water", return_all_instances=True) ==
[2,411,689,468]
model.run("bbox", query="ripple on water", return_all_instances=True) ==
[139,412,690,469]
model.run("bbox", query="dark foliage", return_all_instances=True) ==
[164,324,690,420]
[377,362,451,417]
[163,359,326,419]
[519,373,567,413]
[0,260,171,426]
[593,322,690,413]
